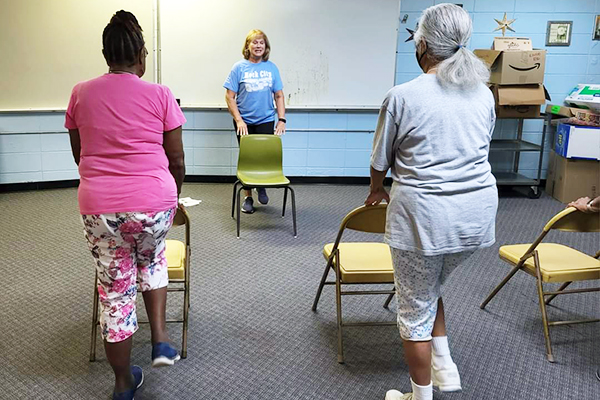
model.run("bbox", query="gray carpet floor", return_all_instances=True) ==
[0,183,599,400]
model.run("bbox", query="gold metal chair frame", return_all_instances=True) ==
[90,205,191,361]
[312,204,396,364]
[480,207,600,362]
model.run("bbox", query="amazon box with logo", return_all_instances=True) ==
[545,150,600,203]
[491,84,547,118]
[474,49,546,85]
[493,37,533,51]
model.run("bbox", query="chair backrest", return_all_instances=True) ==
[341,204,387,234]
[544,207,600,233]
[172,205,191,245]
[329,204,387,252]
[518,207,599,261]
[238,135,283,173]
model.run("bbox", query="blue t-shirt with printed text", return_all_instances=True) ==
[223,60,283,125]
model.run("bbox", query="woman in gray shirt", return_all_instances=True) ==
[365,4,497,400]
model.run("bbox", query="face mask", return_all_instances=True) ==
[415,42,428,72]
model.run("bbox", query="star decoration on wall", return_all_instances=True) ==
[493,12,516,36]
[405,23,418,42]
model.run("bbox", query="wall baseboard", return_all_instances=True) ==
[0,176,547,193]
[184,175,379,185]
[0,179,80,193]
[0,175,380,193]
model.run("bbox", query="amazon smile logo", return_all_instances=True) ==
[509,63,541,71]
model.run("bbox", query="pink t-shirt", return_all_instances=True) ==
[65,74,186,215]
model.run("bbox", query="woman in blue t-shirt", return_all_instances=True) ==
[224,29,286,214]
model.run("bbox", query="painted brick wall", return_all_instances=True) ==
[1,0,599,184]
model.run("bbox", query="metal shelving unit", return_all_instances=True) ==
[490,115,548,198]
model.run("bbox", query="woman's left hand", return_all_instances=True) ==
[275,121,286,136]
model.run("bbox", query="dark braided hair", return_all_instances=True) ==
[102,10,145,67]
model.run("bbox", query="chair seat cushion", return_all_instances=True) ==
[323,242,394,283]
[499,243,600,283]
[237,170,290,186]
[165,240,186,280]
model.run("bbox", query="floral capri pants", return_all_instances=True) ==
[390,248,474,341]
[82,208,175,343]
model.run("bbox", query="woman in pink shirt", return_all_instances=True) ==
[66,11,186,400]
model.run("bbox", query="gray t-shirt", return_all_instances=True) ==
[371,74,498,256]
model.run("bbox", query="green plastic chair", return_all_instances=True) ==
[231,134,297,238]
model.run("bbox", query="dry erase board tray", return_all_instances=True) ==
[179,105,380,112]
[0,105,381,114]
[0,108,67,114]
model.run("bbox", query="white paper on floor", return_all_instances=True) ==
[178,197,202,207]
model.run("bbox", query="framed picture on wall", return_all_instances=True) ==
[546,21,572,46]
[594,15,600,40]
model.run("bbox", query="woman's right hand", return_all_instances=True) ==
[568,196,599,213]
[365,186,390,206]
[236,120,248,136]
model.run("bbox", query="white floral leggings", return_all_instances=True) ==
[390,248,474,341]
[82,208,175,343]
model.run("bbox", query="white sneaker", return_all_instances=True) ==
[385,390,413,400]
[431,362,462,392]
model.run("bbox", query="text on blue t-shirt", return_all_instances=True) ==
[223,60,283,125]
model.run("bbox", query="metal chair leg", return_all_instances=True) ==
[181,251,190,358]
[312,259,333,311]
[480,262,523,309]
[545,282,571,305]
[533,251,554,362]
[383,290,395,309]
[289,186,297,237]
[89,272,99,362]
[282,186,288,217]
[231,181,240,219]
[334,250,344,363]
[236,186,244,238]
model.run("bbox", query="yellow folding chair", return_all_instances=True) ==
[312,204,396,363]
[480,207,600,362]
[90,204,191,361]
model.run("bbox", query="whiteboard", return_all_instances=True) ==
[159,0,399,108]
[0,0,155,110]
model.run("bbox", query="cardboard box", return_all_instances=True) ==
[492,84,546,118]
[572,108,600,126]
[555,123,600,160]
[474,49,546,84]
[545,104,574,118]
[545,150,600,203]
[545,104,600,126]
[565,84,600,113]
[493,37,533,51]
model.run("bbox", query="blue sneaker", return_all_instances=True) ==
[256,188,269,205]
[241,196,255,214]
[152,342,181,367]
[112,365,144,400]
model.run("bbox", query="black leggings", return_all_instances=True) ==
[233,120,274,144]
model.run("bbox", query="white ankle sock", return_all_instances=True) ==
[410,379,433,400]
[432,336,454,369]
